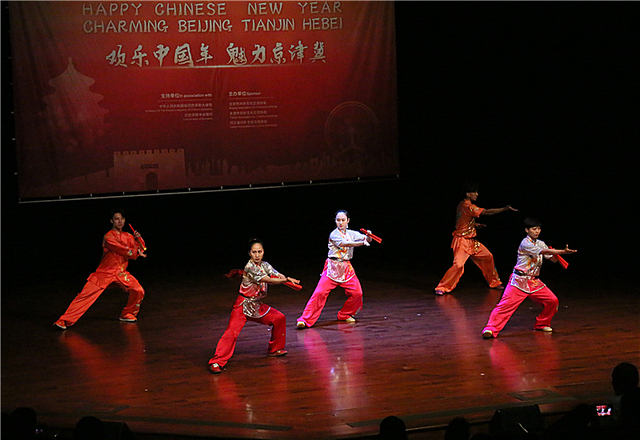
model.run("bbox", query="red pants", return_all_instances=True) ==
[58,278,145,326]
[297,272,363,327]
[483,283,559,336]
[436,237,501,292]
[209,296,286,367]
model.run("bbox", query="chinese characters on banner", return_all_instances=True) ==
[9,1,398,199]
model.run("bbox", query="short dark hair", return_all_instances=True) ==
[464,183,479,195]
[335,209,350,219]
[248,237,263,250]
[524,217,542,229]
[110,207,126,219]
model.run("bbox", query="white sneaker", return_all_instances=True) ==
[536,326,553,332]
[344,316,356,323]
[296,321,306,329]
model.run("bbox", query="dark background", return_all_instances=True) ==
[2,2,636,298]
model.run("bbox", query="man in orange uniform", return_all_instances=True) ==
[54,209,147,329]
[434,186,517,295]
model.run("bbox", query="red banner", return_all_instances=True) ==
[9,1,398,199]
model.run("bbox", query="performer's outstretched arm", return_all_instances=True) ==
[481,205,518,216]
[541,245,577,264]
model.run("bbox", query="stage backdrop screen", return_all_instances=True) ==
[9,1,398,199]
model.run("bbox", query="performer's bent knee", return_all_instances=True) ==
[272,313,286,325]
[348,289,363,298]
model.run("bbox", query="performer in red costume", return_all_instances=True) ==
[54,208,147,330]
[434,185,517,295]
[208,238,300,374]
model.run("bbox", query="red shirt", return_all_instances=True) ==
[87,229,144,288]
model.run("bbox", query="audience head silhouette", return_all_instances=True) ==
[612,362,639,396]
[378,415,408,439]
[73,416,104,440]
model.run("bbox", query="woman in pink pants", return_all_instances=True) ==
[482,218,577,338]
[297,210,372,328]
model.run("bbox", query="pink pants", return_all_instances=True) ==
[483,283,559,336]
[58,278,145,326]
[297,272,363,327]
[209,296,286,367]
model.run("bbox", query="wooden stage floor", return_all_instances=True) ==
[2,264,639,439]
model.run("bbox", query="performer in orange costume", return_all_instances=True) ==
[434,186,517,295]
[54,209,147,329]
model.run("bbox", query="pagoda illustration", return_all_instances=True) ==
[42,57,110,153]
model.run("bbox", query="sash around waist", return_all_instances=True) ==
[513,269,538,278]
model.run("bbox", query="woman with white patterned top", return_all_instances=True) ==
[296,210,372,328]
[482,218,577,339]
